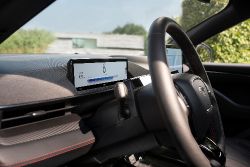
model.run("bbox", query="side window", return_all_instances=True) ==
[197,19,250,63]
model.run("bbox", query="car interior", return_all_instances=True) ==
[0,0,249,167]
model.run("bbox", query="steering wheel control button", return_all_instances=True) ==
[198,86,207,96]
[193,78,212,111]
[206,105,213,113]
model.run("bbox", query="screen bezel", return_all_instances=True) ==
[67,58,128,91]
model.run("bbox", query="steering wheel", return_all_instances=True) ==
[148,17,226,167]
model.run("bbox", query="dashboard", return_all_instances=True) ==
[0,51,184,107]
[0,54,149,106]
[0,53,182,166]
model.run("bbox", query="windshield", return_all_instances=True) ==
[0,0,228,56]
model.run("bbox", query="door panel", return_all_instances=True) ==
[204,63,250,136]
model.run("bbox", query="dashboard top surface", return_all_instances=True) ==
[0,54,149,106]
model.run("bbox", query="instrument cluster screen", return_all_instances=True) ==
[67,59,128,90]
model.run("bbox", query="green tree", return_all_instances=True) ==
[206,20,250,63]
[111,23,147,55]
[180,0,227,31]
[179,0,250,63]
[0,29,55,54]
[112,23,147,36]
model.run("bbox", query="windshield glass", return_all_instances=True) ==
[0,0,228,56]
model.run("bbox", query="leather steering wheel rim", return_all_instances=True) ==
[148,17,225,167]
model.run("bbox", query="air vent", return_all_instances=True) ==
[0,90,114,129]
[1,101,76,129]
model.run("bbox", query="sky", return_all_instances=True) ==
[24,0,183,33]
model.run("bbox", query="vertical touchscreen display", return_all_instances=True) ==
[166,47,183,73]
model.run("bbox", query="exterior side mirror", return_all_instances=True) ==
[196,43,214,62]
